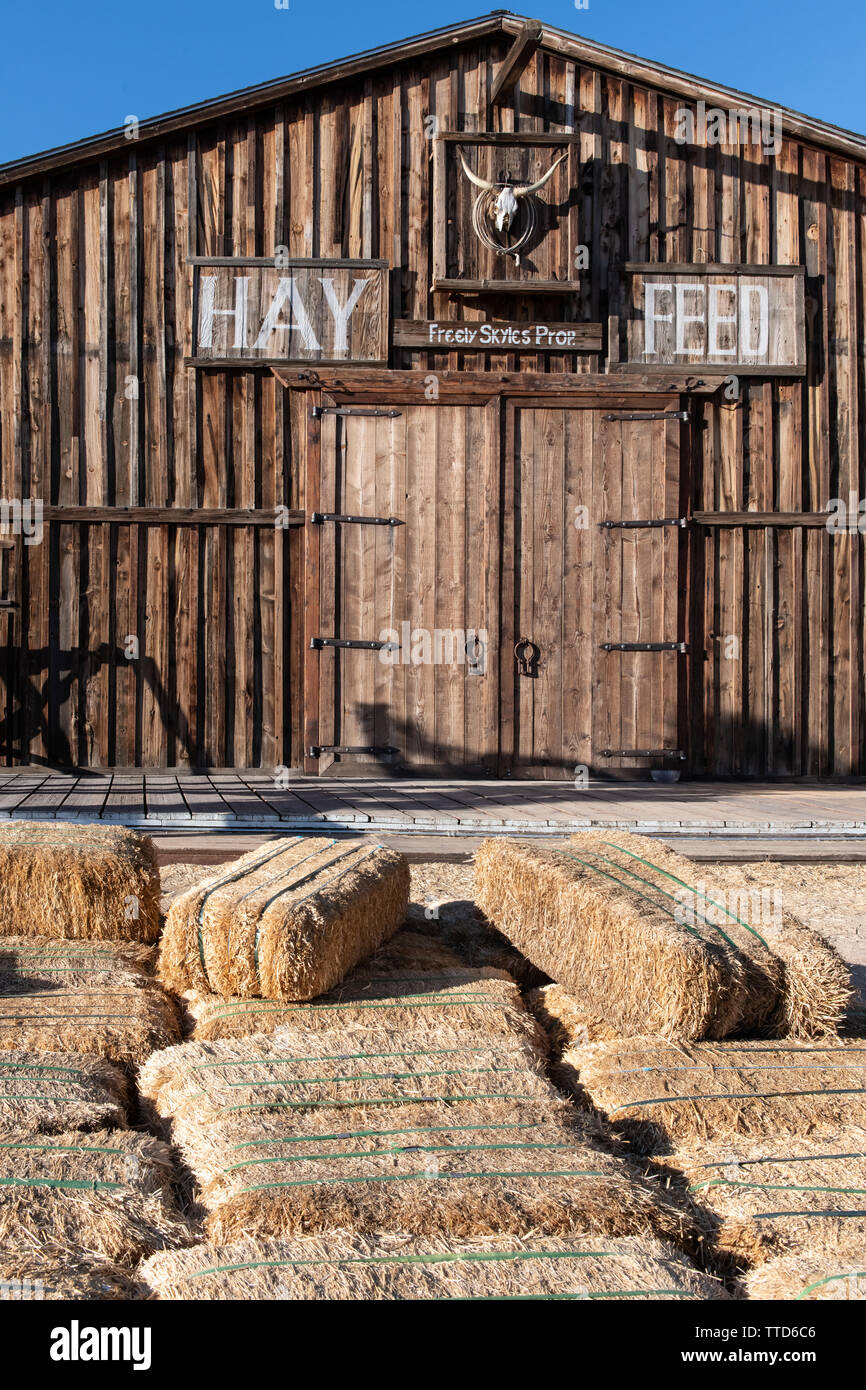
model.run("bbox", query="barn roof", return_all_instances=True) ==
[1,10,865,186]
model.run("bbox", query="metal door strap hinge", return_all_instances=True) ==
[603,411,690,422]
[311,406,402,419]
[310,637,388,650]
[600,518,688,529]
[308,745,398,757]
[310,512,403,526]
[600,641,688,653]
[600,748,687,760]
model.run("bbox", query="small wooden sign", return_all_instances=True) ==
[625,264,806,376]
[190,258,388,364]
[393,319,602,352]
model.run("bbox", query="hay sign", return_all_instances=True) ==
[626,265,806,375]
[191,259,388,364]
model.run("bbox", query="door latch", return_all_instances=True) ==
[514,637,540,677]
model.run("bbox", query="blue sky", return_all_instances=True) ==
[0,1,862,165]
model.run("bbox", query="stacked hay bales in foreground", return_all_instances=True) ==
[139,1231,728,1301]
[139,1020,699,1253]
[158,837,410,1002]
[182,968,540,1046]
[0,937,156,984]
[744,1255,866,1301]
[476,833,852,1042]
[0,823,177,1068]
[0,1130,192,1263]
[1,1251,139,1301]
[0,1050,192,1298]
[0,983,180,1065]
[0,1052,130,1133]
[652,1129,866,1269]
[561,1038,866,1154]
[0,821,160,941]
[0,822,195,1300]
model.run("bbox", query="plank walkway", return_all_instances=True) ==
[0,771,865,837]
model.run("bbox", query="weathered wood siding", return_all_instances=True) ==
[0,33,864,771]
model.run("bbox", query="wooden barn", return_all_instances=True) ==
[0,12,864,781]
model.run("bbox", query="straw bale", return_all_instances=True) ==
[165,1096,696,1247]
[0,1250,137,1300]
[0,936,156,987]
[527,984,623,1053]
[182,968,540,1047]
[655,1129,866,1269]
[139,1024,555,1126]
[744,1253,866,1300]
[139,1231,728,1301]
[475,836,782,1040]
[0,1052,129,1133]
[0,1128,192,1264]
[158,836,410,1000]
[0,982,180,1066]
[563,1037,866,1153]
[760,919,852,1039]
[0,821,159,941]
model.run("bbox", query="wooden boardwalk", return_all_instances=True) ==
[0,771,865,837]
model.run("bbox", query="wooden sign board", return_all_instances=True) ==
[190,258,388,364]
[393,320,602,352]
[624,264,806,375]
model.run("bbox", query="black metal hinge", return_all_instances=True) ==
[600,518,688,529]
[603,410,690,422]
[308,745,398,757]
[600,641,688,653]
[310,512,403,526]
[311,406,402,419]
[310,637,388,650]
[600,748,687,760]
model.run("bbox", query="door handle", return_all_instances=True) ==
[514,637,540,677]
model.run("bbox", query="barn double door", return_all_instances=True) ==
[508,399,686,777]
[305,390,686,777]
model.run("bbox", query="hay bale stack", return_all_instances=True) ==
[0,982,180,1066]
[139,1231,728,1301]
[475,837,782,1040]
[181,968,540,1047]
[563,1037,866,1153]
[0,937,156,986]
[527,984,622,1054]
[158,836,410,1001]
[139,1024,553,1124]
[744,1255,866,1300]
[0,1251,138,1300]
[168,1097,695,1247]
[141,1025,697,1246]
[0,821,159,941]
[0,1052,129,1133]
[0,1128,192,1263]
[655,1130,866,1269]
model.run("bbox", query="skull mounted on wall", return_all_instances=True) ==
[458,149,568,265]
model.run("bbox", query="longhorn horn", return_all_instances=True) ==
[458,150,496,192]
[512,150,568,198]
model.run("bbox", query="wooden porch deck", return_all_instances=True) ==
[1,771,865,837]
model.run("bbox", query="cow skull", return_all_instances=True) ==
[458,150,567,232]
